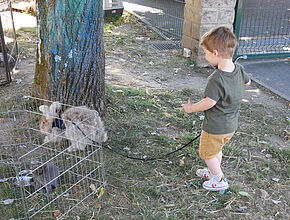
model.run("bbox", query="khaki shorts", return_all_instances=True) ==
[199,130,234,160]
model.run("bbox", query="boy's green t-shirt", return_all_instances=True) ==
[202,64,250,134]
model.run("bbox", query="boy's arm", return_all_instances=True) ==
[182,97,217,113]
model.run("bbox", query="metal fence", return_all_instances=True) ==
[235,0,290,59]
[123,0,185,41]
[0,0,18,85]
[123,0,290,59]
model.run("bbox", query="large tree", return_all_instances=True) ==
[33,0,105,114]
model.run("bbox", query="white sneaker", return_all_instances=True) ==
[203,177,229,191]
[196,168,211,179]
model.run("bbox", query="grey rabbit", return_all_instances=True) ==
[31,162,60,194]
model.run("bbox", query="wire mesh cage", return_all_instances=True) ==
[0,96,107,219]
[0,0,18,85]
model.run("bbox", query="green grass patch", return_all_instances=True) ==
[16,27,37,57]
[98,84,290,219]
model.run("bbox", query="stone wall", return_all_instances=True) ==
[182,0,237,66]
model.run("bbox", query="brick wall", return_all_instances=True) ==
[182,0,237,66]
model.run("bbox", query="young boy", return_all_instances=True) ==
[182,26,251,191]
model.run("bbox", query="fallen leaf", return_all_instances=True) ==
[52,210,62,217]
[95,203,102,209]
[239,191,252,198]
[97,187,105,199]
[90,184,97,193]
[163,112,172,118]
[179,156,186,166]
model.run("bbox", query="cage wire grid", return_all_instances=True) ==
[0,0,18,85]
[0,96,106,219]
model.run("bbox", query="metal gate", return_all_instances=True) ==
[123,0,185,41]
[235,0,290,59]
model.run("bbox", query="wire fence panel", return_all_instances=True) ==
[123,0,185,41]
[0,0,18,85]
[235,0,290,59]
[0,96,106,219]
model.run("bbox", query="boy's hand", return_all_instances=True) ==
[182,99,193,113]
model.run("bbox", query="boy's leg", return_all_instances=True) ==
[205,156,222,175]
[196,153,222,179]
[199,131,233,191]
[216,151,222,165]
[197,131,232,185]
[203,155,228,191]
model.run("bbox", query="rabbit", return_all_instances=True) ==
[39,102,107,152]
[39,102,65,143]
[30,162,60,194]
[61,106,108,152]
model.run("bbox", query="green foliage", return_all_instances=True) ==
[104,12,132,32]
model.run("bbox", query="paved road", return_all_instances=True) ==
[239,58,290,102]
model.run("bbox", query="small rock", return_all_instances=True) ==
[272,199,281,204]
[174,68,181,73]
[259,189,269,199]
[123,147,130,151]
[160,197,166,203]
[239,206,248,212]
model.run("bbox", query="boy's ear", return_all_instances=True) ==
[212,50,219,56]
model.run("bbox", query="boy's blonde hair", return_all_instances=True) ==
[200,26,237,58]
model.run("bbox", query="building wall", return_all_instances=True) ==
[182,0,237,66]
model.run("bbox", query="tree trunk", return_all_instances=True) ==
[33,0,105,115]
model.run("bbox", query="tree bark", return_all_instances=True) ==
[34,0,105,115]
